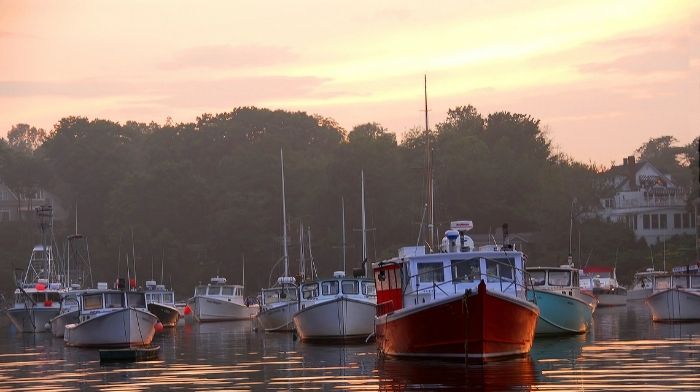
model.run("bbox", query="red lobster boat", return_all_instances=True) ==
[373,221,539,361]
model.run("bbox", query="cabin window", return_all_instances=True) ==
[105,293,123,308]
[655,276,671,290]
[127,292,146,308]
[691,276,700,289]
[47,292,61,302]
[417,262,444,283]
[222,287,234,296]
[673,276,689,288]
[282,287,298,301]
[163,293,174,303]
[195,286,207,295]
[530,271,546,286]
[342,280,359,295]
[572,271,579,287]
[83,294,103,310]
[451,258,481,283]
[485,258,515,282]
[64,295,79,307]
[322,281,339,296]
[363,282,377,296]
[208,286,221,296]
[152,294,163,303]
[548,271,571,286]
[302,283,319,299]
[263,289,280,304]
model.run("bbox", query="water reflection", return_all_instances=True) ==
[1,302,700,390]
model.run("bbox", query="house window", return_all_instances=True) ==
[674,213,682,228]
[0,209,9,222]
[651,214,659,229]
[643,215,650,230]
[660,214,667,229]
[683,213,690,228]
[633,215,638,230]
[0,190,8,201]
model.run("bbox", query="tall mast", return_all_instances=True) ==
[280,149,289,277]
[299,221,306,281]
[342,197,347,273]
[424,75,434,251]
[361,171,368,276]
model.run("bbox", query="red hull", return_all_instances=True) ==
[376,285,538,361]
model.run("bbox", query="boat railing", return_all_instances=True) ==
[402,257,536,303]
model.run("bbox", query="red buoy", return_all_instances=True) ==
[35,283,46,291]
[44,300,52,307]
[154,322,164,333]
[184,305,191,315]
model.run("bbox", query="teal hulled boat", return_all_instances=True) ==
[527,266,594,335]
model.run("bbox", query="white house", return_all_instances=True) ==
[599,156,696,245]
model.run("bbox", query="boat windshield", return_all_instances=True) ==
[195,286,207,295]
[263,287,298,304]
[321,281,339,296]
[417,262,445,283]
[105,292,124,308]
[83,293,103,310]
[485,258,515,282]
[126,292,146,308]
[162,293,174,304]
[341,280,359,295]
[654,276,671,290]
[301,283,319,299]
[530,271,546,286]
[548,271,571,287]
[451,258,481,283]
[222,286,234,296]
[362,281,376,296]
[208,286,221,296]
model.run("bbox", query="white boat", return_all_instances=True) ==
[628,268,667,301]
[6,242,64,333]
[188,277,257,322]
[50,290,82,338]
[258,277,299,332]
[293,171,377,342]
[293,271,376,341]
[646,265,700,322]
[257,149,300,332]
[580,266,627,306]
[527,265,594,335]
[64,287,158,347]
[144,280,180,327]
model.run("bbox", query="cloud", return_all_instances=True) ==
[160,44,298,70]
[578,49,691,75]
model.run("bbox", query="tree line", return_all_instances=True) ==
[0,106,697,298]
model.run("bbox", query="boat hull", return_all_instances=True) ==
[6,307,60,333]
[192,296,256,322]
[595,292,628,306]
[64,308,158,348]
[375,286,539,361]
[647,288,700,322]
[529,290,593,335]
[50,309,80,338]
[257,301,298,332]
[147,303,180,327]
[293,296,375,341]
[627,288,653,301]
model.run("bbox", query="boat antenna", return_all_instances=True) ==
[568,198,576,266]
[281,148,289,278]
[242,253,246,290]
[307,226,317,279]
[161,249,165,283]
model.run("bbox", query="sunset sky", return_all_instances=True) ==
[1,0,698,165]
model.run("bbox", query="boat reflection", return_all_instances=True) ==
[377,356,537,391]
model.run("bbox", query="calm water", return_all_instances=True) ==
[1,302,700,391]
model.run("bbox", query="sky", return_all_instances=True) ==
[1,0,698,165]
